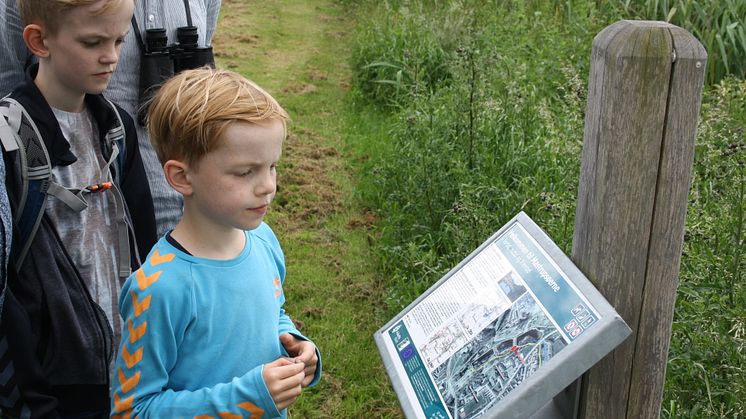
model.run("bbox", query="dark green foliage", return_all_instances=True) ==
[348,0,745,417]
[605,0,746,85]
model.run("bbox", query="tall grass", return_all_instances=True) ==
[352,0,590,306]
[348,0,745,417]
[608,0,746,85]
[663,78,746,418]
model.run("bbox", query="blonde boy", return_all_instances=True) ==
[0,0,157,417]
[111,68,321,418]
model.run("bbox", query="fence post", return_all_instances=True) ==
[570,20,706,418]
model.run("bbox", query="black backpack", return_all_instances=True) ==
[0,96,133,275]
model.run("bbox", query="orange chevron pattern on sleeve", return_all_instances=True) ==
[193,400,264,418]
[128,319,147,344]
[117,368,141,393]
[121,344,143,369]
[131,292,152,316]
[237,401,264,418]
[150,249,176,266]
[113,393,135,413]
[115,251,176,417]
[135,268,162,291]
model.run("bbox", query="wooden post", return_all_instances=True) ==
[571,21,706,419]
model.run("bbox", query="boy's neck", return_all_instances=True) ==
[34,65,87,113]
[170,217,247,260]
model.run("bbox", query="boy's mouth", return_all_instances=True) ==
[248,204,269,213]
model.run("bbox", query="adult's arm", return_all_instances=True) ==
[204,0,221,45]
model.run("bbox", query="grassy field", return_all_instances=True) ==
[213,1,400,417]
[214,0,744,418]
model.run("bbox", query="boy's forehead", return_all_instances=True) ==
[210,121,284,155]
[57,0,132,20]
[53,0,133,33]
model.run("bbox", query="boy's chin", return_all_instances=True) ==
[86,86,108,95]
[243,220,265,231]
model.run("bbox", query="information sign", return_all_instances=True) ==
[374,212,631,419]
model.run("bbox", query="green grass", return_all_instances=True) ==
[663,78,746,418]
[608,0,746,85]
[213,0,745,417]
[214,1,399,417]
[348,1,745,417]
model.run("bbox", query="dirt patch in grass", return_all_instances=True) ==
[273,127,343,231]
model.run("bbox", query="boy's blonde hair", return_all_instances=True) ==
[19,0,130,34]
[147,68,289,167]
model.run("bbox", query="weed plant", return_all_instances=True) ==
[607,0,746,85]
[352,0,592,314]
[349,0,745,417]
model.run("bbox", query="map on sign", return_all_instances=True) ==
[374,212,631,419]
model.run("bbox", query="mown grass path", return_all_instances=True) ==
[214,1,400,417]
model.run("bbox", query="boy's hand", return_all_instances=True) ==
[279,333,319,387]
[262,357,305,410]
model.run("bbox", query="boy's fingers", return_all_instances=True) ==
[266,361,305,381]
[301,373,314,387]
[267,357,295,368]
[274,377,303,401]
[268,369,305,409]
[265,358,305,378]
[304,364,316,376]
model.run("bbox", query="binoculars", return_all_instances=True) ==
[137,26,215,124]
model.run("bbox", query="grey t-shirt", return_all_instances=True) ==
[49,107,122,348]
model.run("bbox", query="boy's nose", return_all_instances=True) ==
[100,46,119,64]
[256,172,276,196]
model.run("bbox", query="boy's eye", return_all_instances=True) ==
[82,40,100,47]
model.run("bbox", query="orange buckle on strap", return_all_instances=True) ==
[88,182,113,192]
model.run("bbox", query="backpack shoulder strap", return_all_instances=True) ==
[101,97,136,274]
[0,97,53,267]
[102,97,126,182]
[0,97,134,274]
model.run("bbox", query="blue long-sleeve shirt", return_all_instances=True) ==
[111,223,321,418]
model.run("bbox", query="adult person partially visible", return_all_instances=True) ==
[0,0,222,236]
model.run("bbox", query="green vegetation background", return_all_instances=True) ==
[347,0,744,418]
[215,0,744,417]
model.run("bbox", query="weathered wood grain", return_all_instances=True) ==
[571,20,706,419]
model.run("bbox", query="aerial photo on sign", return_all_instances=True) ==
[375,213,630,419]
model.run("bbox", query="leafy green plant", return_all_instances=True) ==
[351,2,457,109]
[349,0,745,417]
[609,0,746,85]
[353,0,588,302]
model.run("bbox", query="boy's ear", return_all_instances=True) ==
[163,160,194,196]
[23,24,50,58]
